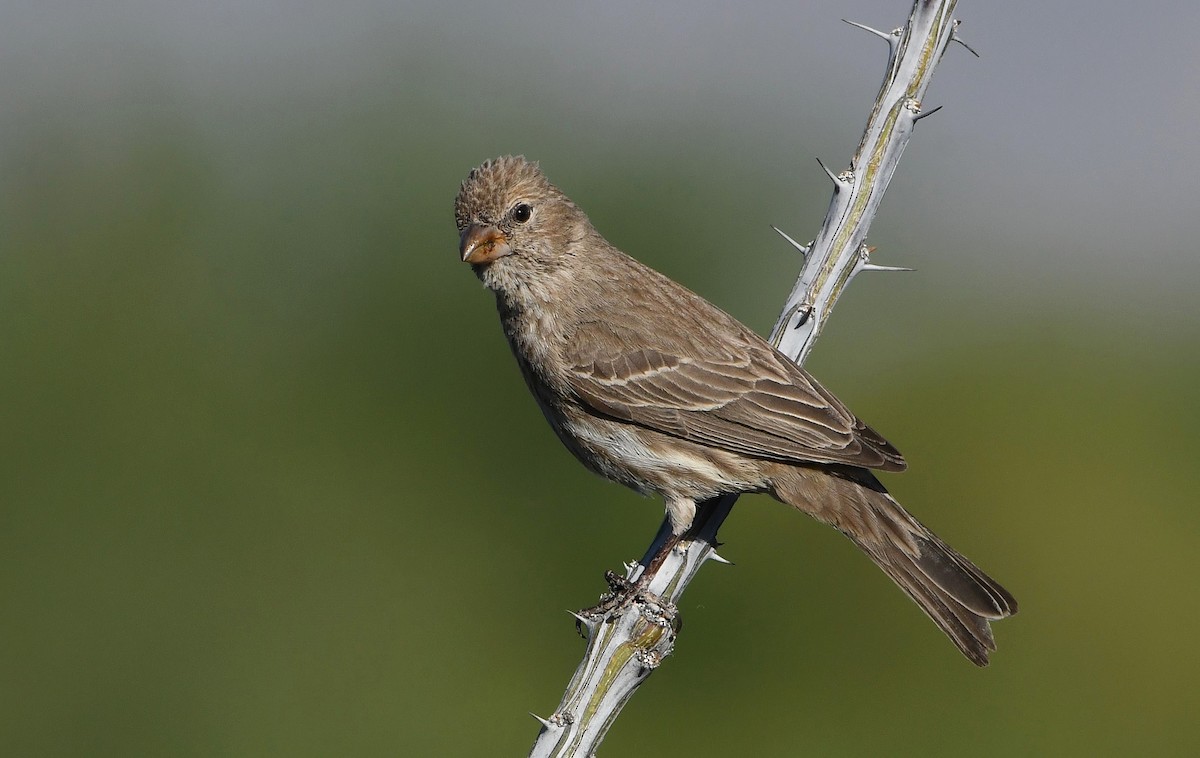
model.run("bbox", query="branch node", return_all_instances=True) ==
[633,648,666,670]
[638,596,678,629]
[816,158,851,189]
[856,243,914,273]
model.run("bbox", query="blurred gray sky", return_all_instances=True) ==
[3,0,1197,323]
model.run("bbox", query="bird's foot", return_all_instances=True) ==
[575,533,685,631]
[577,570,642,620]
[574,568,680,640]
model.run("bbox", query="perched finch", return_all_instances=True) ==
[455,155,1016,665]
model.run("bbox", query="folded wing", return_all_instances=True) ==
[566,331,905,472]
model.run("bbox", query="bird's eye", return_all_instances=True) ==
[512,203,532,224]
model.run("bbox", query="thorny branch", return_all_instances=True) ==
[529,2,971,755]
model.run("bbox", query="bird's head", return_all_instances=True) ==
[454,156,594,298]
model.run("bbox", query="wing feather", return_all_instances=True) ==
[567,336,905,471]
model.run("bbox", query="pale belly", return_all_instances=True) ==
[551,403,770,502]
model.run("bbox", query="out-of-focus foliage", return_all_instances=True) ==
[2,3,1198,756]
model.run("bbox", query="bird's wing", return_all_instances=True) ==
[564,321,906,472]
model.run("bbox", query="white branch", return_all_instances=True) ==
[530,2,967,755]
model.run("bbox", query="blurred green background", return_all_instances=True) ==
[3,1,1198,756]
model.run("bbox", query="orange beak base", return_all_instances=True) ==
[460,224,512,265]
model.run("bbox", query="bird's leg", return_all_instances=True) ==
[639,529,684,581]
[629,496,694,587]
[578,500,694,620]
[578,532,684,621]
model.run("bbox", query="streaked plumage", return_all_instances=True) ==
[455,155,1016,665]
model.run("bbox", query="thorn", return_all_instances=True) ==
[530,713,556,729]
[568,610,594,626]
[842,19,894,42]
[815,157,845,189]
[708,551,734,565]
[951,33,980,58]
[913,104,944,123]
[623,561,644,583]
[770,225,810,256]
[571,610,594,640]
[789,303,813,329]
[860,263,914,273]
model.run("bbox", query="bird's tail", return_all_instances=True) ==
[770,465,1018,666]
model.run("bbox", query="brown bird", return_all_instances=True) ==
[455,155,1016,665]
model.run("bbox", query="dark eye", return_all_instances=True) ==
[512,203,532,224]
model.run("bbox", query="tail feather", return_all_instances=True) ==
[910,533,1017,619]
[771,466,1018,666]
[880,546,999,666]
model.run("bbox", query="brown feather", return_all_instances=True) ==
[770,465,1017,664]
[454,156,1016,666]
[562,257,905,472]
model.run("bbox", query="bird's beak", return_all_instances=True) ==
[460,224,512,264]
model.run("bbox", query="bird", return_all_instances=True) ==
[454,155,1017,665]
